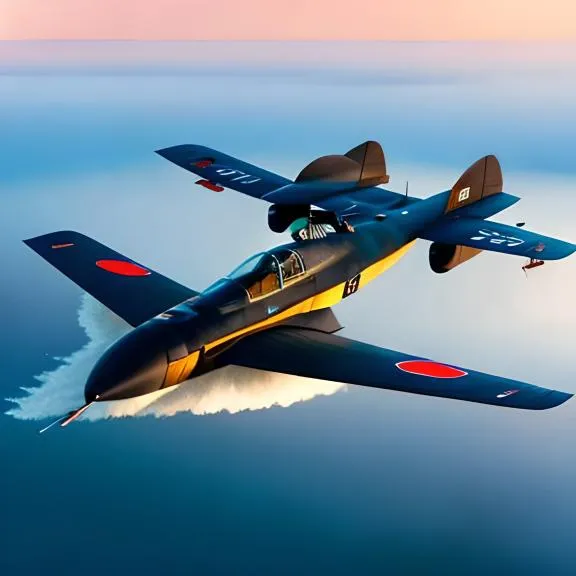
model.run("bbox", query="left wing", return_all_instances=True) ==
[25,231,198,327]
[217,328,572,410]
[422,217,576,260]
[156,143,408,221]
[156,145,291,199]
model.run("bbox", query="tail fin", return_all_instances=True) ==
[345,141,390,186]
[295,140,389,187]
[446,155,503,213]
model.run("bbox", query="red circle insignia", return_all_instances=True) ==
[395,360,467,379]
[95,260,151,277]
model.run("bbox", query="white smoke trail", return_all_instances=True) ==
[5,294,345,422]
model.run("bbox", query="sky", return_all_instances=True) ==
[1,0,576,40]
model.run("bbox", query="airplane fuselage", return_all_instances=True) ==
[84,193,451,403]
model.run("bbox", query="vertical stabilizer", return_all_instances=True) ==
[446,155,503,213]
[295,140,389,187]
[345,141,390,186]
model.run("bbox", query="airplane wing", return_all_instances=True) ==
[217,327,572,410]
[421,217,576,260]
[24,231,198,327]
[156,144,292,199]
[156,143,407,221]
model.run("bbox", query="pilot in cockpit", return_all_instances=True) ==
[280,251,301,280]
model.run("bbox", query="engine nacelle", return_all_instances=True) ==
[429,242,482,273]
[268,204,310,233]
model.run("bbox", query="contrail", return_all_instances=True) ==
[6,294,345,423]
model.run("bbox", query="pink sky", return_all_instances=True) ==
[1,0,575,40]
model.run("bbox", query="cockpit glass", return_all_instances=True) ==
[273,249,305,282]
[225,249,305,301]
[244,255,280,300]
[227,253,267,280]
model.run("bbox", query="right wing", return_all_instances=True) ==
[217,327,572,410]
[421,217,576,260]
[25,231,198,327]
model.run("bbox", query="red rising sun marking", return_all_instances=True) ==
[95,260,151,277]
[396,360,468,379]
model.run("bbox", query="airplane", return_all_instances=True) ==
[26,140,575,432]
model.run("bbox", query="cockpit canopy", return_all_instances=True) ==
[196,247,306,314]
[228,248,305,300]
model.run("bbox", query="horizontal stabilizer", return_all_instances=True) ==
[217,328,572,410]
[421,218,576,260]
[25,231,198,326]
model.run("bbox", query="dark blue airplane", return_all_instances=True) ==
[26,141,575,431]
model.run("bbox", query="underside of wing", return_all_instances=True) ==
[422,217,576,260]
[25,231,198,327]
[216,327,572,410]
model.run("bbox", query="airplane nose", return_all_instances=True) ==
[85,325,169,402]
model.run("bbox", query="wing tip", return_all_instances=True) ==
[155,146,174,158]
[155,145,190,167]
[539,247,576,261]
[554,243,576,260]
[155,144,198,157]
[532,391,573,410]
[23,230,84,251]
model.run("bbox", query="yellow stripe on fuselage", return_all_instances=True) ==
[204,240,416,352]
